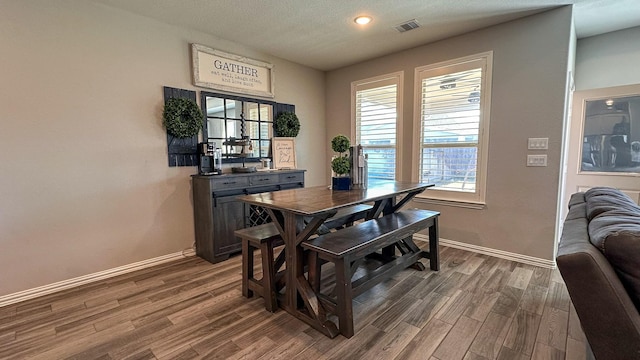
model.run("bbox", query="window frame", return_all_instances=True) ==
[200,91,276,163]
[351,71,404,181]
[412,52,493,206]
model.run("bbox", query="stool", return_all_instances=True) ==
[236,223,284,312]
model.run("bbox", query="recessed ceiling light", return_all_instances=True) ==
[354,16,372,25]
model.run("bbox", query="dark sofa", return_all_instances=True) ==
[557,187,640,359]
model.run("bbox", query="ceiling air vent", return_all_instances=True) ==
[394,19,420,33]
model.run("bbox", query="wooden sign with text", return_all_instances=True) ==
[192,44,274,98]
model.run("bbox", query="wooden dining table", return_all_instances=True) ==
[236,180,434,337]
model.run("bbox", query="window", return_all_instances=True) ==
[352,72,403,181]
[201,92,274,162]
[413,52,492,204]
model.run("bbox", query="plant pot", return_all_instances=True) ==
[332,176,351,191]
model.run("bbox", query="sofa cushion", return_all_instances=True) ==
[568,192,586,209]
[588,210,640,310]
[584,187,640,221]
[565,202,586,221]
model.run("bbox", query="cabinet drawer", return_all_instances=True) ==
[211,176,250,190]
[279,172,304,184]
[249,174,279,186]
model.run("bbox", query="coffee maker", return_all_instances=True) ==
[198,142,222,175]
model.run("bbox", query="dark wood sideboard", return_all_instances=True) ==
[191,170,305,263]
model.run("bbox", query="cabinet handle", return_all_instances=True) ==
[223,181,236,185]
[258,178,268,182]
[287,176,296,179]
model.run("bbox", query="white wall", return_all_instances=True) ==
[326,7,574,262]
[0,0,326,297]
[575,26,640,90]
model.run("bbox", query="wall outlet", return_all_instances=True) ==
[527,154,547,166]
[528,137,549,150]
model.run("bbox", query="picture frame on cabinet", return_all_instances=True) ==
[272,137,296,170]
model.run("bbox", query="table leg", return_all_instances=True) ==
[266,209,340,338]
[429,216,440,271]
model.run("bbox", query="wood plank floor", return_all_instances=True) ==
[0,244,590,359]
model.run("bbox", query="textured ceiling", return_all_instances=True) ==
[91,0,640,71]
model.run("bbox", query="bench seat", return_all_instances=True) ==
[302,208,440,337]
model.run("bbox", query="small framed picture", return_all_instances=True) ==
[272,137,296,169]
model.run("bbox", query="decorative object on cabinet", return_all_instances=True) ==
[331,134,351,190]
[272,137,296,169]
[163,86,199,167]
[224,113,257,173]
[191,170,305,264]
[274,111,300,137]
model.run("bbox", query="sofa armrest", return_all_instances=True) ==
[557,221,640,360]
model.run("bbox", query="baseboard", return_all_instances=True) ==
[1,237,555,307]
[0,248,196,308]
[414,234,556,269]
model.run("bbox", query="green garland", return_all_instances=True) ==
[274,112,300,137]
[163,98,203,138]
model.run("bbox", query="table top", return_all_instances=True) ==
[237,180,433,216]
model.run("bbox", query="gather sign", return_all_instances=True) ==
[192,44,274,98]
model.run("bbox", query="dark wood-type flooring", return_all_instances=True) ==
[0,244,589,359]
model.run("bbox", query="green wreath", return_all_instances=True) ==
[274,112,300,137]
[162,98,203,138]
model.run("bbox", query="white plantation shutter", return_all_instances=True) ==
[414,53,492,203]
[354,76,400,180]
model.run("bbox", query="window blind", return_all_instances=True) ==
[355,83,397,180]
[419,68,482,192]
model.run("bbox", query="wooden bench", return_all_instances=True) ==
[301,208,439,338]
[237,204,373,312]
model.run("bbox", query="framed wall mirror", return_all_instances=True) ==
[580,94,640,173]
[201,91,275,163]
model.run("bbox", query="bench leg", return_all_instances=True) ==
[260,241,278,312]
[308,251,321,294]
[381,245,395,261]
[334,258,354,338]
[429,217,440,271]
[242,238,254,298]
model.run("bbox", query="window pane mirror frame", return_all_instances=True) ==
[578,92,640,174]
[200,91,276,163]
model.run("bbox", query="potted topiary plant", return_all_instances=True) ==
[331,134,351,190]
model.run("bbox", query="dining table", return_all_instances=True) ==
[236,180,435,337]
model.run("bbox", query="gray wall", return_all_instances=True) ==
[326,7,574,261]
[0,0,326,297]
[575,26,640,90]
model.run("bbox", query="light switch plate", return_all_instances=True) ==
[527,154,547,166]
[528,137,549,150]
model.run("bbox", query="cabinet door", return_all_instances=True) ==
[212,195,246,256]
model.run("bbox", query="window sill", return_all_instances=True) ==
[413,196,486,210]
